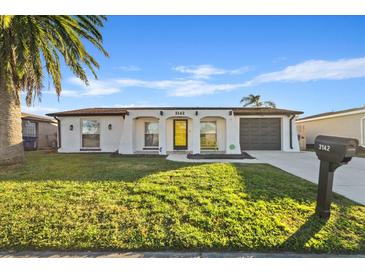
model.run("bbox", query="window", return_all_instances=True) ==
[144,122,159,147]
[22,120,37,137]
[200,121,217,150]
[81,119,100,148]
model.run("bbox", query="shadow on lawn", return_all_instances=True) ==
[281,213,327,250]
[233,163,319,203]
[0,151,197,182]
[232,163,364,252]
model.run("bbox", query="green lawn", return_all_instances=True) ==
[0,151,364,253]
[356,148,365,158]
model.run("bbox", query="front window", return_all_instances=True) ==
[144,122,159,147]
[200,121,217,150]
[82,119,100,148]
[22,120,37,137]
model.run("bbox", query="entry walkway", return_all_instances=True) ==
[166,153,263,163]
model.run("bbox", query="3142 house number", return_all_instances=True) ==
[318,143,331,152]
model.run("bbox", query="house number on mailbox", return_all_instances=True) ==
[318,144,331,152]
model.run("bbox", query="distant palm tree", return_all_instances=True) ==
[240,94,276,108]
[0,16,108,165]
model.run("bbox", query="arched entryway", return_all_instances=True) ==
[165,116,193,153]
[132,116,160,153]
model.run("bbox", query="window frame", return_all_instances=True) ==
[144,121,159,149]
[80,118,101,149]
[22,120,38,138]
[200,120,218,150]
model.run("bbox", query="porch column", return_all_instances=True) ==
[226,116,241,154]
[158,117,167,155]
[192,116,200,154]
[118,116,134,154]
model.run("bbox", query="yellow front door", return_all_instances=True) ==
[174,120,188,150]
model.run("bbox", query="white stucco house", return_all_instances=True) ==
[47,107,303,155]
[296,106,365,148]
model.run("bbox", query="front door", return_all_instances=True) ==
[173,119,188,150]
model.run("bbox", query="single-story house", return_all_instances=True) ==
[296,106,365,148]
[21,113,58,150]
[47,107,303,155]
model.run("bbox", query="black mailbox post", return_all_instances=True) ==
[314,135,358,219]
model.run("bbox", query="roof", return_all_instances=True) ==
[47,108,128,117]
[21,113,57,123]
[47,107,303,117]
[232,107,303,115]
[297,106,365,122]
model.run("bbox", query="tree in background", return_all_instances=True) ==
[0,16,108,165]
[240,94,276,108]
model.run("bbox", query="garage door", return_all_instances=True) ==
[240,118,281,150]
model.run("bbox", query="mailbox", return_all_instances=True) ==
[314,135,358,164]
[314,135,358,219]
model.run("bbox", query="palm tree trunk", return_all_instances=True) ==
[0,78,25,165]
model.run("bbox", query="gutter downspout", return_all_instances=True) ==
[289,115,295,150]
[54,117,61,149]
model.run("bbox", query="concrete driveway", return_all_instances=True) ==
[248,151,365,205]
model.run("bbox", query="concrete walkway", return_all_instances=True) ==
[167,151,365,205]
[0,251,364,258]
[166,153,264,163]
[248,151,365,205]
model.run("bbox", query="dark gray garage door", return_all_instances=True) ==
[240,118,281,150]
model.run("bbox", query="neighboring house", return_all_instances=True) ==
[47,107,303,155]
[296,106,365,148]
[21,113,58,150]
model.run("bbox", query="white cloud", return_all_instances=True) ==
[42,78,123,97]
[244,56,365,86]
[21,106,61,116]
[57,90,82,98]
[67,77,122,96]
[118,65,141,72]
[107,103,169,108]
[43,89,82,98]
[173,64,250,79]
[116,78,244,97]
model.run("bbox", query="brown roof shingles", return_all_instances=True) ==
[47,108,128,117]
[47,107,303,117]
[232,107,303,115]
[297,106,365,121]
[21,113,57,123]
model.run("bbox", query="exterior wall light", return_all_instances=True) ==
[108,124,112,130]
[229,111,233,116]
[195,111,199,116]
[160,111,164,116]
[69,124,74,131]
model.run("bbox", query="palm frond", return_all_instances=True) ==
[0,15,109,106]
[240,94,276,108]
[264,100,276,108]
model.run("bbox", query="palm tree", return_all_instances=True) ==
[0,16,108,165]
[240,94,276,108]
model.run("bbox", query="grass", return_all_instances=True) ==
[356,147,365,158]
[0,151,364,253]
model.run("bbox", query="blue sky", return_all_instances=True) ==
[22,16,365,117]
